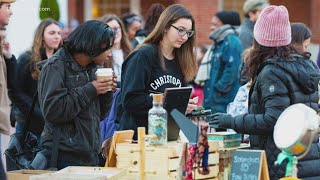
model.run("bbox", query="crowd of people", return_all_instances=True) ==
[0,0,320,179]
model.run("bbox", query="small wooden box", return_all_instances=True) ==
[207,132,241,148]
[116,141,220,179]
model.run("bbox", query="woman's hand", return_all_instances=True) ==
[92,76,117,94]
[185,98,198,114]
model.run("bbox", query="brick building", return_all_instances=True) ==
[68,0,320,46]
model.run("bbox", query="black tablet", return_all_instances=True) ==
[163,87,192,141]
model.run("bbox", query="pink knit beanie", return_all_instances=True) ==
[253,5,291,47]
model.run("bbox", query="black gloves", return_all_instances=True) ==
[206,113,233,129]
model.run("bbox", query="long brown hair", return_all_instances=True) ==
[247,40,291,80]
[144,3,165,35]
[30,18,61,80]
[141,4,197,82]
[98,14,132,68]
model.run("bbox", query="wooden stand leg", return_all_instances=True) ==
[138,127,145,180]
[224,167,228,180]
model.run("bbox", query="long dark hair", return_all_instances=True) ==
[291,23,312,45]
[291,23,312,57]
[97,14,132,67]
[247,40,291,80]
[64,20,115,57]
[141,4,197,82]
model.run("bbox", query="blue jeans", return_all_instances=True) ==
[15,121,24,133]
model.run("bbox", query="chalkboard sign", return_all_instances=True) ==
[230,150,269,180]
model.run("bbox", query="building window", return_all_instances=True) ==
[92,0,130,19]
[222,0,245,18]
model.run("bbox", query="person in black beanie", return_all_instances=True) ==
[195,10,242,114]
[215,11,241,28]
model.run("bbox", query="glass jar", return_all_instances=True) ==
[148,94,167,145]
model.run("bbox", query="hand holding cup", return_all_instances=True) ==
[93,68,117,94]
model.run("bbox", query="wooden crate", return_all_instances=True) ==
[7,170,53,180]
[30,167,126,180]
[116,141,220,179]
[169,165,219,180]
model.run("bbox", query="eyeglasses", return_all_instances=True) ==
[171,25,194,38]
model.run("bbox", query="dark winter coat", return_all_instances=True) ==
[38,47,113,166]
[204,25,242,113]
[5,55,17,101]
[230,53,320,180]
[239,18,255,51]
[11,51,45,134]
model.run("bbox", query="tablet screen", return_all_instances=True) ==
[163,87,192,141]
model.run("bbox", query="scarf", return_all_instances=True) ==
[194,25,239,84]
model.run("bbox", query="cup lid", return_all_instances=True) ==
[96,68,113,75]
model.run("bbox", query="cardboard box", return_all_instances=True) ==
[6,170,53,180]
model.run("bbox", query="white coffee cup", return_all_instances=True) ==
[96,68,113,81]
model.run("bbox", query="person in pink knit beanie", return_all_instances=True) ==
[207,5,320,180]
[253,5,291,47]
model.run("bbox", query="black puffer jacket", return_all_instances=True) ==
[231,53,320,180]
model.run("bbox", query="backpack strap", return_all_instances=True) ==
[23,92,38,139]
